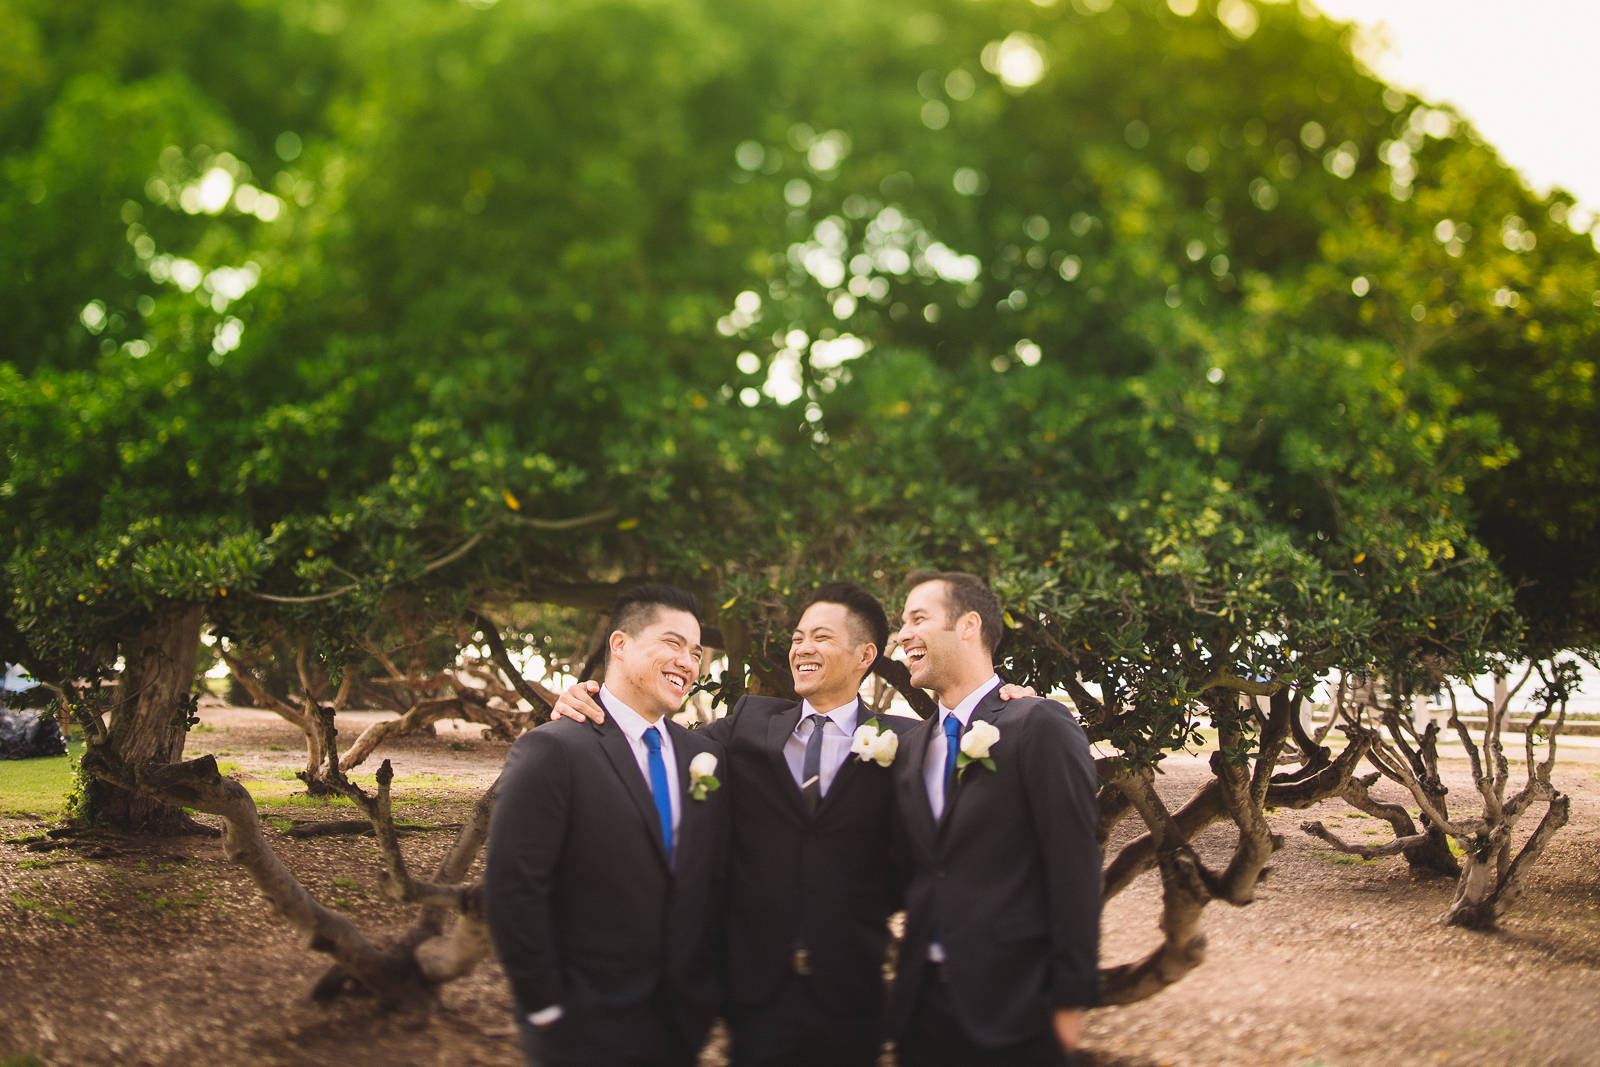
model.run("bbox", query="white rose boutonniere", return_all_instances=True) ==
[849,718,899,768]
[957,719,1000,777]
[688,751,721,800]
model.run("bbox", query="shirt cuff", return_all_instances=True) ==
[527,1005,564,1027]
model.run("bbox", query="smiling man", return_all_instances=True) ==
[887,570,1101,1067]
[486,584,730,1067]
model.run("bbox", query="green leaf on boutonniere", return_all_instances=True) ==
[956,753,996,778]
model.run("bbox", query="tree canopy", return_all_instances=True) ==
[3,0,1597,800]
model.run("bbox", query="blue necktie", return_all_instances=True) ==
[801,713,829,811]
[642,726,673,858]
[942,714,962,800]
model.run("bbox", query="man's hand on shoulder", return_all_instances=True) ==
[997,682,1038,701]
[550,680,605,723]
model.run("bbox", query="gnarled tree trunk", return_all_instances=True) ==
[93,604,205,833]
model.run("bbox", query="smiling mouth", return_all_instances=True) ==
[795,663,821,675]
[905,649,927,665]
[663,671,689,693]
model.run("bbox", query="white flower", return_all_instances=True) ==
[851,721,899,767]
[865,728,899,767]
[960,720,1000,760]
[687,751,720,800]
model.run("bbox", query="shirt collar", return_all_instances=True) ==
[939,674,1001,727]
[600,684,665,744]
[798,696,859,733]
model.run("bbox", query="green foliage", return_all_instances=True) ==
[3,0,1596,784]
[63,743,95,826]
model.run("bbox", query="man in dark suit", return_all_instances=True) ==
[554,582,908,1066]
[486,584,730,1067]
[886,570,1101,1066]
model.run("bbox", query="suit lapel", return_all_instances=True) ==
[899,714,940,849]
[815,699,867,814]
[669,720,705,869]
[939,688,1007,832]
[594,696,670,866]
[766,699,809,818]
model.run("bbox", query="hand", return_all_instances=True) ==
[1053,1008,1082,1052]
[550,680,606,723]
[997,682,1038,700]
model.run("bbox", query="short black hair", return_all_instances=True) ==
[802,582,890,658]
[607,584,702,661]
[905,569,1003,655]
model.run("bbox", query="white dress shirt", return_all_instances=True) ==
[600,684,680,840]
[922,674,1000,820]
[782,697,860,797]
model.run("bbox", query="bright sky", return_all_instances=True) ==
[1311,0,1599,228]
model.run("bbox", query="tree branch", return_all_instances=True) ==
[465,609,555,720]
[246,531,490,605]
[1300,820,1434,859]
[872,657,937,719]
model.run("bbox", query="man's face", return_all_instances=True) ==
[789,601,873,706]
[895,580,962,692]
[610,607,704,719]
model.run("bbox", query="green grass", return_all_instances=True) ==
[136,888,213,912]
[0,740,83,817]
[10,894,79,925]
[246,783,352,807]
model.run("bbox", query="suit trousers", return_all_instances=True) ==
[729,971,881,1067]
[896,965,1077,1067]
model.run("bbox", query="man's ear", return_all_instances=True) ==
[857,642,879,672]
[608,629,628,659]
[958,611,982,643]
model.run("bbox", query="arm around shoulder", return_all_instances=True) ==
[698,694,751,746]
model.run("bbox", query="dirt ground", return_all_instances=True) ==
[3,699,1598,1067]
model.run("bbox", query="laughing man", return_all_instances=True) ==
[886,569,1101,1066]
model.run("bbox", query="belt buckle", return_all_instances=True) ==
[791,947,812,976]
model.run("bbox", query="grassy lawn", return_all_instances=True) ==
[0,740,82,818]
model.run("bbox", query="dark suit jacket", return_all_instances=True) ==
[886,689,1101,1048]
[708,695,913,1040]
[486,701,729,1064]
